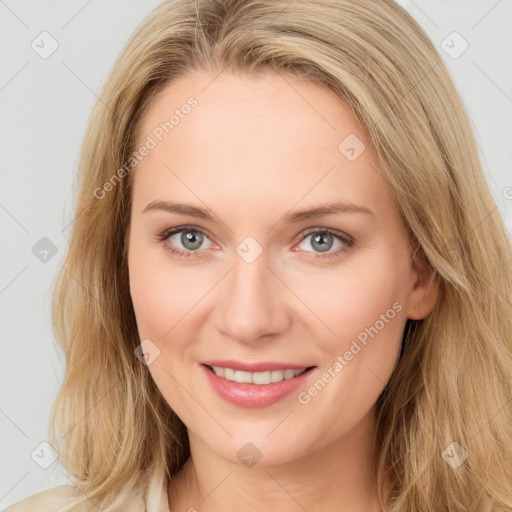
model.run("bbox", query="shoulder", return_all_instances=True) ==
[4,465,168,512]
[4,484,89,512]
[4,467,166,512]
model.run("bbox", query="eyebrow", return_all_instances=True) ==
[142,200,374,222]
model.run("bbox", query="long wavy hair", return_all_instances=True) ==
[49,0,512,510]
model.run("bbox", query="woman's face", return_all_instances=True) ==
[127,69,437,466]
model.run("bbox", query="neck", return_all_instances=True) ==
[168,407,386,512]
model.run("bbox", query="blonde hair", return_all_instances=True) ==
[49,0,512,510]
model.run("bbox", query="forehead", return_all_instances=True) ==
[132,70,389,217]
[138,69,363,150]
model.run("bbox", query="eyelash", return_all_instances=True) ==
[157,225,354,261]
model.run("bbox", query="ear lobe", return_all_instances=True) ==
[405,255,440,320]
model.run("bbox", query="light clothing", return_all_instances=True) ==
[4,465,171,512]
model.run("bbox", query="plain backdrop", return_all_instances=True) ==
[1,0,511,508]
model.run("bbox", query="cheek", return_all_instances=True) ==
[292,258,407,435]
[296,250,408,409]
[128,243,199,410]
[128,241,183,341]
[129,264,169,338]
[128,237,208,339]
[293,252,407,346]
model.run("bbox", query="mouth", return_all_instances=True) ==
[200,362,318,408]
[203,364,316,385]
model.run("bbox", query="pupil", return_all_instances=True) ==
[312,232,332,252]
[182,231,203,250]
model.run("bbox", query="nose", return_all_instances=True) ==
[214,251,291,345]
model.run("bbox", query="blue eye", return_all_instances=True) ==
[157,226,354,260]
[295,228,354,260]
[158,226,212,258]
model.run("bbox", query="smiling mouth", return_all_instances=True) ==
[203,364,316,385]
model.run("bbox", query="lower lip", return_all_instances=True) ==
[200,364,316,408]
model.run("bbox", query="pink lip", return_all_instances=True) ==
[201,359,312,372]
[200,363,317,408]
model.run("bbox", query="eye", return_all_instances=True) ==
[157,225,354,260]
[158,226,215,258]
[295,228,354,260]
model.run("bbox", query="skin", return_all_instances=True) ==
[127,69,439,512]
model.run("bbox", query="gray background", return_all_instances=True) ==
[1,0,511,507]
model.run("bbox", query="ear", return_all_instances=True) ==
[405,250,440,320]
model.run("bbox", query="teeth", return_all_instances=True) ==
[210,366,307,385]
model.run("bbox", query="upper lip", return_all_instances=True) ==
[201,360,315,372]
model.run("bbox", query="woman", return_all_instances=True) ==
[6,0,512,510]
